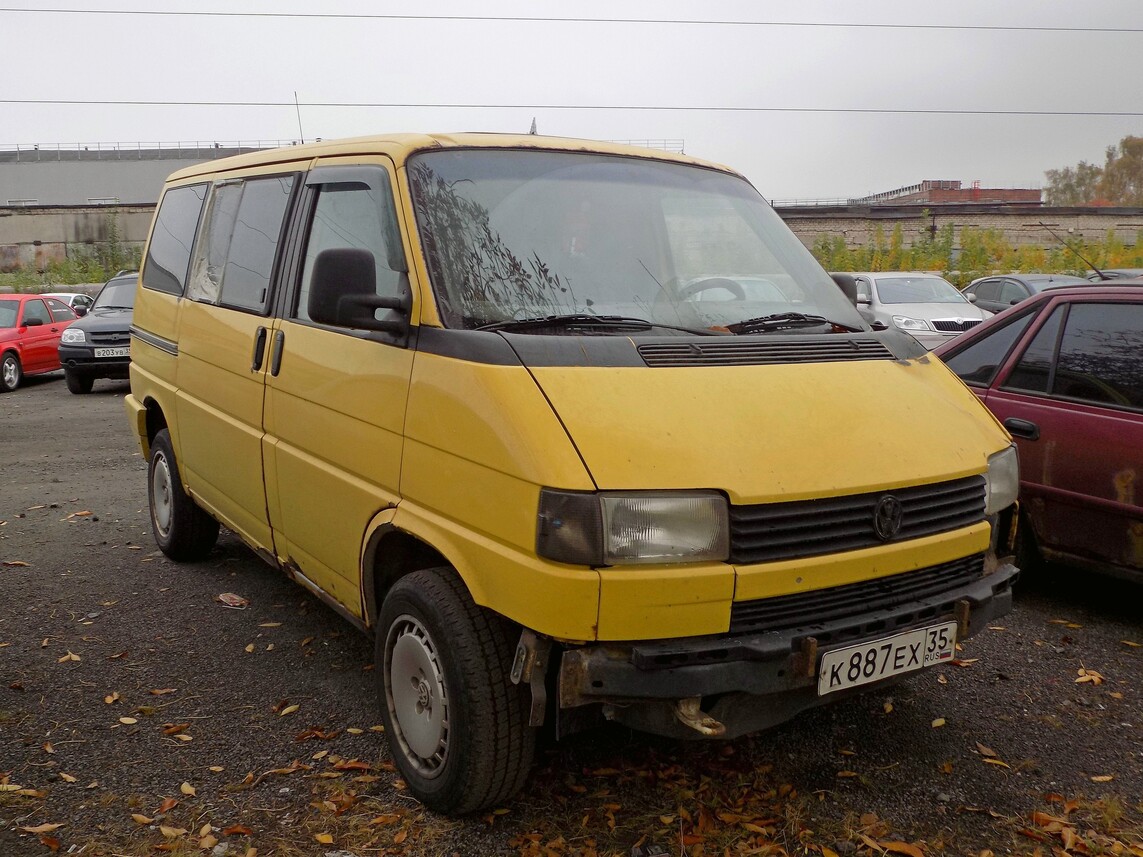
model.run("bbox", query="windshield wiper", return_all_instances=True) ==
[728,312,862,334]
[477,313,720,335]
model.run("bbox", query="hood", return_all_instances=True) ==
[73,308,133,334]
[529,355,1008,504]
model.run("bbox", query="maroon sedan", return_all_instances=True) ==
[0,294,78,392]
[934,284,1143,580]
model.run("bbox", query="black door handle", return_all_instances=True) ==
[270,330,285,376]
[251,326,268,371]
[1004,417,1039,441]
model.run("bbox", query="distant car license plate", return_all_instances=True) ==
[94,347,130,358]
[817,621,957,696]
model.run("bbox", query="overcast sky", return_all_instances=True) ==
[4,1,1142,201]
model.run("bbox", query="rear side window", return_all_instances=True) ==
[1053,303,1143,410]
[1004,306,1065,395]
[143,184,208,295]
[188,175,296,313]
[941,309,1036,385]
[45,298,76,322]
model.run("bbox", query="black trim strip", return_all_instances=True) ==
[130,325,178,356]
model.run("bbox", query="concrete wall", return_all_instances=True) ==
[0,205,153,273]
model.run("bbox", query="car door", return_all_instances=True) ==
[967,278,1003,314]
[998,278,1031,311]
[174,172,300,555]
[982,297,1143,573]
[261,160,414,615]
[18,298,62,372]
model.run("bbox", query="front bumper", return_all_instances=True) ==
[59,345,131,378]
[557,558,1018,739]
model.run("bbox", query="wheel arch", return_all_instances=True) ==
[362,523,450,633]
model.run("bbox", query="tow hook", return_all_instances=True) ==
[673,697,726,737]
[511,629,551,727]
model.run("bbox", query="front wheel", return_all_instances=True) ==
[0,352,22,392]
[148,428,219,561]
[376,568,535,815]
[65,369,94,394]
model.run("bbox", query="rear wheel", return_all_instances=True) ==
[376,568,535,815]
[1014,512,1042,576]
[0,352,21,392]
[148,428,219,561]
[65,369,94,394]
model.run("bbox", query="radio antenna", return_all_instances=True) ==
[1038,221,1107,280]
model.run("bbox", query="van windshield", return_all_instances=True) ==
[408,149,864,333]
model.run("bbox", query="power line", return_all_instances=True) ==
[0,7,1140,33]
[3,99,1143,117]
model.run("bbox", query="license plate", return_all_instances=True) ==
[817,621,957,696]
[94,347,130,358]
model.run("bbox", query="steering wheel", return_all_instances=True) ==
[677,277,747,301]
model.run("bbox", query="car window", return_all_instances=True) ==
[971,279,999,302]
[0,300,18,328]
[296,179,403,324]
[22,299,51,325]
[143,183,208,296]
[1002,306,1065,395]
[94,279,137,310]
[45,298,76,322]
[1052,303,1143,410]
[999,280,1027,304]
[874,276,965,304]
[941,309,1037,385]
[188,176,295,312]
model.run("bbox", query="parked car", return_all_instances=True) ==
[0,294,78,391]
[963,273,1089,315]
[934,283,1143,580]
[1087,268,1143,281]
[57,272,138,393]
[42,291,95,314]
[843,272,991,349]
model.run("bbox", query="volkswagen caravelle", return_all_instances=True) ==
[126,134,1020,815]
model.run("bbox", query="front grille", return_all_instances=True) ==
[729,553,985,635]
[931,319,983,333]
[638,338,893,367]
[90,330,131,345]
[729,475,985,564]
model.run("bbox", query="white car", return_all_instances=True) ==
[42,292,95,314]
[843,272,991,349]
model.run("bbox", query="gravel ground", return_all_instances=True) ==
[1,374,1141,857]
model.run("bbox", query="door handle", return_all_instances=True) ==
[251,326,268,371]
[270,330,285,376]
[1003,417,1039,441]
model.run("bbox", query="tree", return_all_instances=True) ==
[1097,136,1143,205]
[1044,160,1103,206]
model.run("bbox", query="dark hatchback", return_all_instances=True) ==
[58,272,137,394]
[934,283,1143,580]
[962,273,1090,315]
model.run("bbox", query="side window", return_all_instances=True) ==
[1053,303,1143,410]
[22,299,51,325]
[142,184,208,295]
[45,298,76,322]
[188,176,295,312]
[295,178,404,324]
[999,280,1027,305]
[941,309,1036,385]
[1003,305,1065,395]
[855,277,872,302]
[972,279,999,302]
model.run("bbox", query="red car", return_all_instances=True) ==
[934,284,1143,580]
[0,294,79,392]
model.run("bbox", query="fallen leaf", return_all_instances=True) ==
[314,833,334,844]
[1121,640,1141,648]
[209,766,225,773]
[104,692,120,704]
[158,797,178,813]
[279,704,300,717]
[952,658,979,667]
[198,823,212,837]
[174,734,193,742]
[975,742,998,758]
[19,823,63,834]
[983,758,1010,768]
[223,825,253,836]
[244,644,255,653]
[180,781,196,796]
[300,636,314,647]
[163,723,189,735]
[57,651,81,663]
[131,814,154,825]
[931,718,946,728]
[217,592,249,609]
[2,560,30,567]
[200,834,219,849]
[394,829,408,844]
[259,622,282,628]
[1090,774,1114,783]
[836,770,859,778]
[880,842,924,857]
[883,702,894,714]
[159,825,187,838]
[40,835,61,852]
[118,716,137,725]
[58,773,77,783]
[150,688,177,696]
[346,727,364,735]
[937,674,948,684]
[43,742,55,754]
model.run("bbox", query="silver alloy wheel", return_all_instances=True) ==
[384,613,449,778]
[150,451,174,539]
[2,357,17,390]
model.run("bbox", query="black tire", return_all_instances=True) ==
[64,369,95,394]
[0,352,22,392]
[1014,511,1042,577]
[147,428,220,561]
[376,568,535,815]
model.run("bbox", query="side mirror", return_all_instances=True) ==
[75,306,88,317]
[830,273,858,307]
[23,317,43,327]
[308,248,410,336]
[1008,299,1019,306]
[965,293,978,303]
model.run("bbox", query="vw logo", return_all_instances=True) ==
[872,495,904,541]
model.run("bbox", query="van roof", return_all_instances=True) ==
[164,132,737,183]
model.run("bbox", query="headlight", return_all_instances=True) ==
[61,328,87,344]
[537,489,729,566]
[891,315,931,331]
[984,444,1019,515]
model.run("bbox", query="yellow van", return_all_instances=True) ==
[126,133,1019,815]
